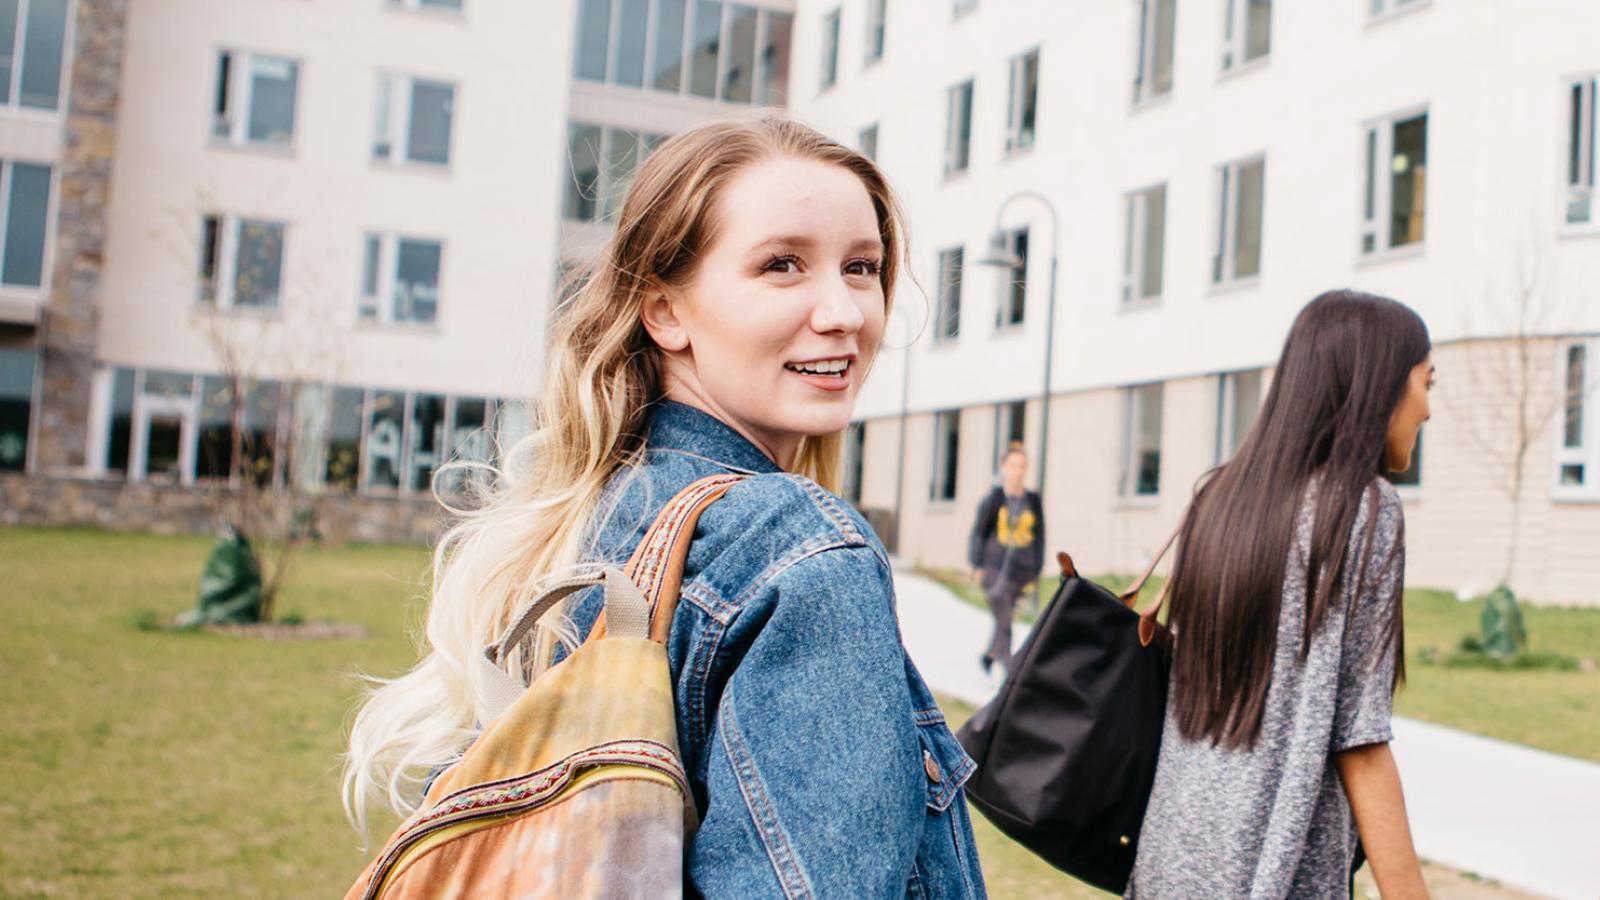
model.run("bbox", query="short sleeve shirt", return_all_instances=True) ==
[1126,479,1405,899]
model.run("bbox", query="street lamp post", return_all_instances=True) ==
[977,191,1060,505]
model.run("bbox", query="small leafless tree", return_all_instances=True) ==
[154,194,347,622]
[1446,234,1588,591]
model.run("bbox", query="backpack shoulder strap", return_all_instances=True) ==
[475,473,746,723]
[594,472,746,643]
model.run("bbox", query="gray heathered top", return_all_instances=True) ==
[1126,478,1405,899]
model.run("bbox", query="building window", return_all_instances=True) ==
[1214,368,1261,463]
[864,0,885,64]
[819,6,840,90]
[1122,183,1166,305]
[1361,110,1427,255]
[1212,155,1265,284]
[1369,0,1426,20]
[0,349,35,471]
[1566,76,1596,226]
[198,215,285,310]
[373,73,455,166]
[1,159,52,289]
[943,79,973,176]
[842,420,865,504]
[1557,340,1598,494]
[859,123,878,161]
[1120,382,1163,496]
[1005,49,1038,155]
[360,234,442,325]
[0,0,68,112]
[758,8,793,105]
[996,227,1027,327]
[935,246,963,340]
[580,0,790,103]
[1133,0,1176,104]
[992,399,1025,470]
[953,0,978,16]
[931,409,961,501]
[1220,0,1269,70]
[563,124,663,223]
[211,51,299,149]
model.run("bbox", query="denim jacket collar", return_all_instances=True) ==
[646,400,784,476]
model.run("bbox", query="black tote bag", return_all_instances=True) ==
[955,533,1177,895]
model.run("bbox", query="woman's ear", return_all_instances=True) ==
[640,279,690,352]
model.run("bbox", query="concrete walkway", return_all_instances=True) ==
[892,566,1600,900]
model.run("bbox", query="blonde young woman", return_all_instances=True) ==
[344,117,988,898]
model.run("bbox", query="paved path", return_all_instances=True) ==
[892,566,1600,900]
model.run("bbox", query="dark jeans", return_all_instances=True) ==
[981,568,1029,668]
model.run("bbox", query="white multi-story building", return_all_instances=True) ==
[791,0,1600,605]
[4,0,795,540]
[6,0,1596,606]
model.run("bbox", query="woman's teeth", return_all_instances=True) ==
[786,359,849,376]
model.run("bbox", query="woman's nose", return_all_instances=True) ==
[811,277,865,334]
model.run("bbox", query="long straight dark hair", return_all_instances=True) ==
[1167,290,1430,749]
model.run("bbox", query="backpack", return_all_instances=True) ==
[344,473,744,899]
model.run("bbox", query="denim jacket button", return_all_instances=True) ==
[922,749,942,783]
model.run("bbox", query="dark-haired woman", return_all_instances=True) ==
[1126,290,1432,899]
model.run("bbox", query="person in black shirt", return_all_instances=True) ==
[967,444,1045,674]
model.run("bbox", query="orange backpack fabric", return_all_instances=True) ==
[345,474,743,899]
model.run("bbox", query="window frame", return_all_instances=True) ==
[1004,48,1039,156]
[562,124,663,223]
[359,232,445,327]
[842,420,866,504]
[211,49,300,151]
[1359,106,1428,259]
[992,399,1026,471]
[1563,75,1597,231]
[0,0,72,114]
[943,78,974,177]
[819,6,840,90]
[1555,337,1600,501]
[0,347,37,473]
[197,213,288,312]
[1119,382,1164,498]
[995,226,1028,328]
[1211,153,1265,287]
[386,0,465,13]
[0,158,56,291]
[1367,0,1430,25]
[1132,0,1176,106]
[1121,182,1167,307]
[858,122,878,161]
[1219,0,1270,72]
[934,245,963,341]
[1213,368,1262,464]
[931,408,961,502]
[863,0,885,65]
[372,72,457,168]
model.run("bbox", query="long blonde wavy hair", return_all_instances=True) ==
[342,116,908,834]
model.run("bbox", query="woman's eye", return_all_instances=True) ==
[763,255,800,274]
[845,258,882,277]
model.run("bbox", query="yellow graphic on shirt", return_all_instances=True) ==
[997,507,1036,549]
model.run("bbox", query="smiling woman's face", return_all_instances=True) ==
[642,155,887,469]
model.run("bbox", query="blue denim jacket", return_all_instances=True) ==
[565,401,987,899]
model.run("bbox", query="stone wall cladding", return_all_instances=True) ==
[0,473,444,546]
[35,0,128,473]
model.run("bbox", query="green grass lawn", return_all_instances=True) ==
[920,567,1600,763]
[0,527,1107,899]
[2,528,1583,898]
